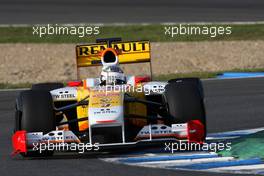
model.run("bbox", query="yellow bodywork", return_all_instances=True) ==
[75,85,148,131]
[76,87,89,131]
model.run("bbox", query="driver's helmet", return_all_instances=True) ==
[100,66,126,85]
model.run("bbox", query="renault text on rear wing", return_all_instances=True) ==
[76,40,151,67]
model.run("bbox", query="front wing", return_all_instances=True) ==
[12,120,205,155]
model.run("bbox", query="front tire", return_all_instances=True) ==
[164,79,206,140]
[15,90,56,157]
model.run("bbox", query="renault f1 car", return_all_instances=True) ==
[12,38,206,157]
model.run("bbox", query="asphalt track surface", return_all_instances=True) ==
[0,0,264,24]
[1,77,264,176]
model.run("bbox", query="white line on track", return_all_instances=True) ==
[206,127,264,140]
[131,157,234,167]
[209,164,264,171]
[102,152,216,162]
[100,127,264,175]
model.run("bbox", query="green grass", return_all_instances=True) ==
[153,72,218,81]
[1,68,264,89]
[0,83,32,89]
[0,24,264,43]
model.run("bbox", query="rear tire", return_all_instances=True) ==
[31,82,64,91]
[15,90,56,157]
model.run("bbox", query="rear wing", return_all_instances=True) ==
[76,40,151,67]
[75,38,152,79]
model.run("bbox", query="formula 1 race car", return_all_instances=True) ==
[12,38,206,157]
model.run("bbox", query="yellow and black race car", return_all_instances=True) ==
[13,38,206,157]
